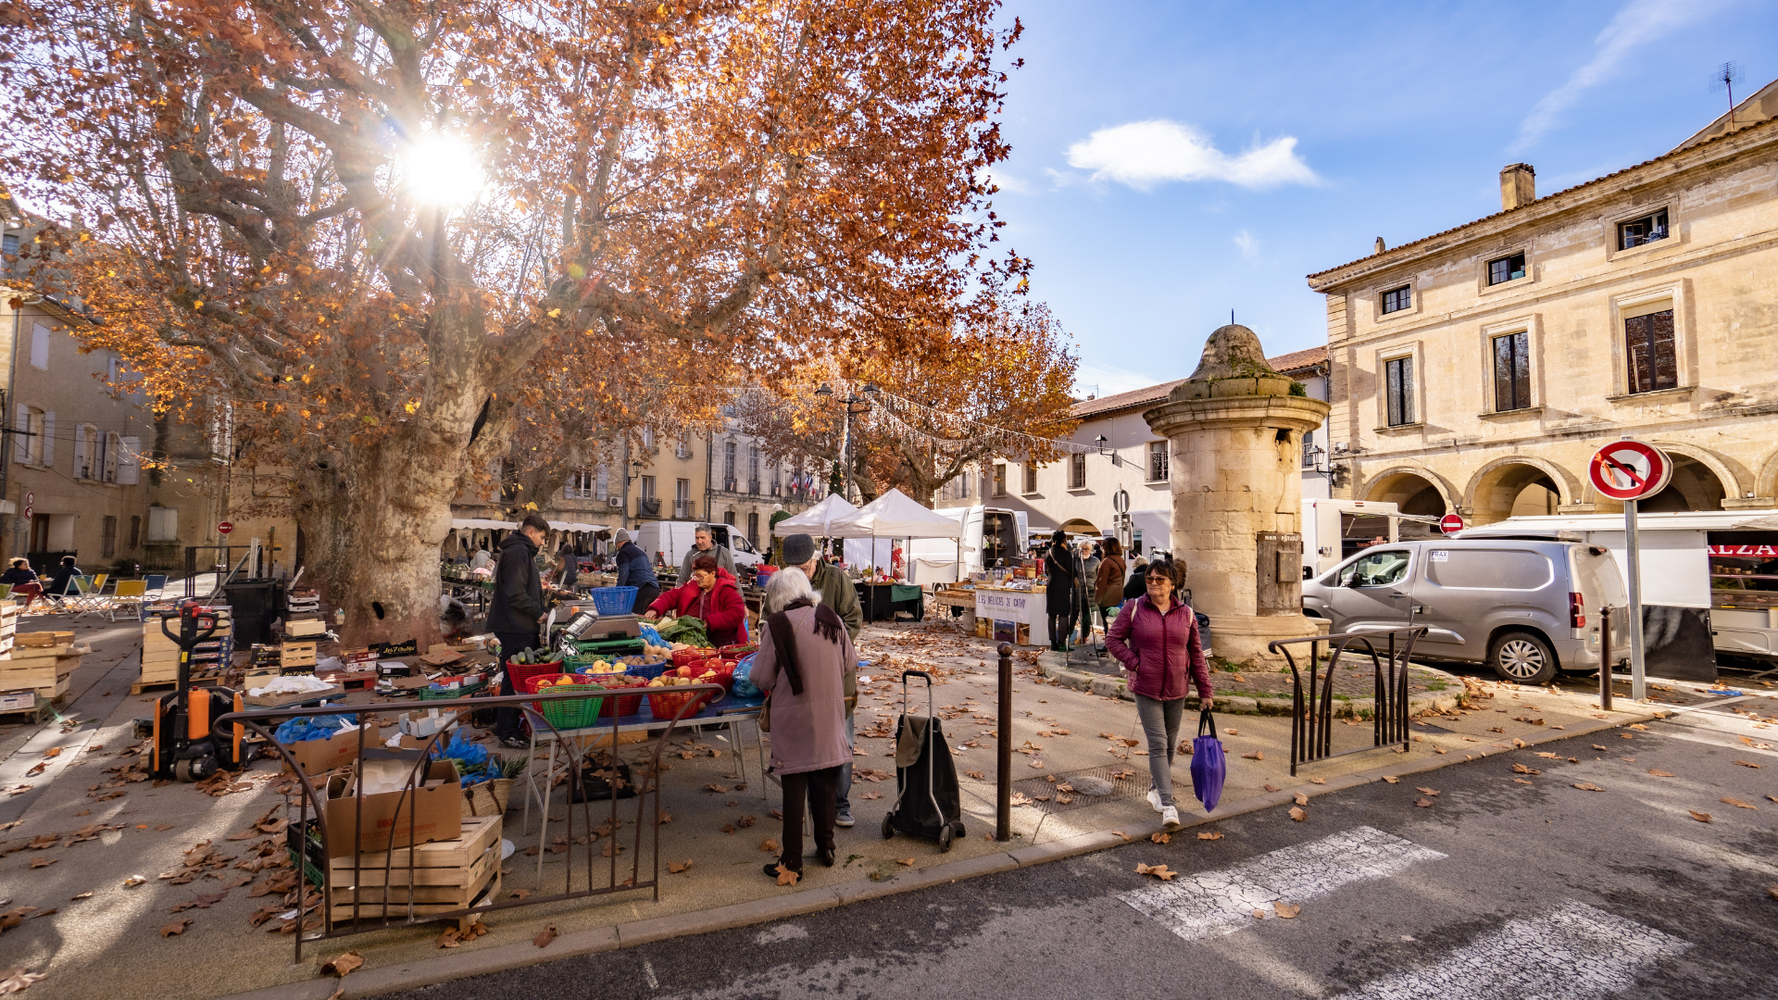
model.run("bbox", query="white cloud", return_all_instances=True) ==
[1065,120,1319,191]
[1074,359,1178,399]
[979,168,1033,196]
[1233,229,1260,260]
[1512,0,1728,151]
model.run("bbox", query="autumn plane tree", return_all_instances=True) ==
[1,0,1028,641]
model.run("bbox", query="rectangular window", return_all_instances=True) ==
[101,516,117,558]
[1492,331,1531,411]
[147,506,178,541]
[1023,463,1038,494]
[1148,441,1169,482]
[1618,209,1668,250]
[676,430,691,459]
[1487,252,1526,285]
[1070,452,1087,489]
[723,510,736,525]
[1380,285,1411,315]
[128,515,141,549]
[1385,356,1415,426]
[566,470,596,499]
[29,323,48,370]
[747,512,759,542]
[992,464,1007,497]
[1625,309,1677,393]
[1,233,16,275]
[639,475,656,500]
[723,441,736,486]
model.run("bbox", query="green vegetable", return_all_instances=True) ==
[657,616,710,648]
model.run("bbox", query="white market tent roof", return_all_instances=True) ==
[773,493,859,535]
[827,488,962,539]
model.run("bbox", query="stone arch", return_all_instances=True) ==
[1755,447,1778,502]
[1644,441,1743,511]
[1464,456,1581,525]
[1359,463,1459,517]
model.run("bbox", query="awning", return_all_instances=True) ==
[449,518,606,532]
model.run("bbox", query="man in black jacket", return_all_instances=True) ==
[491,513,550,748]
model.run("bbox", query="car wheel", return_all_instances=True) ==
[1489,631,1557,685]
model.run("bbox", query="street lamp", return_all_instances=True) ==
[815,383,876,503]
[1094,434,1108,455]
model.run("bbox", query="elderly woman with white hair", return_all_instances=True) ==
[750,567,857,879]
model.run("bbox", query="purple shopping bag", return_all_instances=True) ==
[1190,708,1225,812]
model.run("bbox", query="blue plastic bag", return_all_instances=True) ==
[730,652,761,699]
[1190,708,1225,812]
[274,714,357,745]
[639,622,665,648]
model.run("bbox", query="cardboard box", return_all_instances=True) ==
[323,758,461,859]
[278,723,380,776]
[286,618,328,638]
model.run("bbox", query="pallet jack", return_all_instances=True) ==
[151,605,245,781]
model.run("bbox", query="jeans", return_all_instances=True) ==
[1135,694,1187,808]
[836,715,855,814]
[495,630,538,740]
[777,766,841,873]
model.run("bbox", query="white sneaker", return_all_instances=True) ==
[1146,789,1163,813]
[1161,806,1181,831]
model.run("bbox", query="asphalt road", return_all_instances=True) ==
[389,698,1778,1000]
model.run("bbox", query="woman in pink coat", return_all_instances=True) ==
[1105,557,1213,831]
[749,567,856,879]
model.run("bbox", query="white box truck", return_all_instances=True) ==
[631,521,764,573]
[907,506,1030,583]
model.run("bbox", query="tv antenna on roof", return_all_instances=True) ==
[1713,61,1744,125]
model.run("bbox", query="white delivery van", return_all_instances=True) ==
[907,506,1030,583]
[631,521,763,573]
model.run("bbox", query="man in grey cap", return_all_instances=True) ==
[612,527,659,614]
[780,533,864,825]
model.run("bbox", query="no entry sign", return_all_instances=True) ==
[1439,513,1465,534]
[217,521,234,535]
[1588,440,1672,502]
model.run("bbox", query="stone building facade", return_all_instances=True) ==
[1306,84,1778,524]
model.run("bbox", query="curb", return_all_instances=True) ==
[220,703,1669,1000]
[1033,653,1462,718]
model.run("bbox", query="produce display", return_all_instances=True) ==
[653,615,711,650]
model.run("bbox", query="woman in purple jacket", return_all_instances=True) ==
[1105,558,1212,831]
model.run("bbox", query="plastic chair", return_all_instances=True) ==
[109,579,149,622]
[143,574,168,600]
[68,576,104,619]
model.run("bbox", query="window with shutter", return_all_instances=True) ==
[40,411,53,467]
[73,425,88,479]
[118,436,141,485]
[29,323,48,370]
[148,506,178,541]
[12,405,26,465]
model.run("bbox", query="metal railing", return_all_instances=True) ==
[1269,624,1426,776]
[214,683,721,960]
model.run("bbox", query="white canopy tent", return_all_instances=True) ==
[773,493,859,535]
[828,489,963,583]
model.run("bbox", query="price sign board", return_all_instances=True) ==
[1588,441,1672,502]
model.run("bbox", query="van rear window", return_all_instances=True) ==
[1425,550,1552,590]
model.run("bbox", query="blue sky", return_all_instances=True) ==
[983,0,1778,397]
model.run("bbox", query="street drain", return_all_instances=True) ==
[1008,764,1188,816]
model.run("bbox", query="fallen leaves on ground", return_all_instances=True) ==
[122,876,146,888]
[1628,724,1649,731]
[1150,832,1170,844]
[1308,777,1326,784]
[759,838,779,853]
[667,861,692,874]
[1288,806,1307,822]
[1112,830,1134,842]
[1241,750,1263,761]
[533,926,557,948]
[1592,744,1609,751]
[1225,728,1239,736]
[160,919,191,938]
[68,893,91,901]
[1416,787,1440,796]
[1513,778,1534,785]
[28,859,55,869]
[1511,763,1540,775]
[1689,811,1712,823]
[898,857,916,866]
[1293,792,1308,806]
[1274,901,1301,919]
[1721,797,1758,810]
[1572,782,1605,792]
[775,866,799,886]
[1198,831,1223,841]
[0,969,47,993]
[1135,863,1176,880]
[168,892,228,913]
[1647,768,1676,777]
[1733,760,1761,768]
[1415,798,1434,808]
[1381,776,1399,784]
[965,770,984,780]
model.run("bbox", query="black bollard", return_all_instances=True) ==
[996,641,1013,842]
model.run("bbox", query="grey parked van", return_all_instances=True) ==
[1301,537,1629,684]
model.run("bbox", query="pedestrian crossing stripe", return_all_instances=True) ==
[1119,825,1446,942]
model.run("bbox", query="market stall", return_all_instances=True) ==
[858,582,924,623]
[826,489,961,586]
[773,492,860,536]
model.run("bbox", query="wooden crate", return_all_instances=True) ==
[326,816,501,919]
[286,618,328,638]
[17,630,74,648]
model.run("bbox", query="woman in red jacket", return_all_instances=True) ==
[643,555,749,647]
[1105,558,1212,832]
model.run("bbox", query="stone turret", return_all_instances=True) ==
[1144,325,1331,666]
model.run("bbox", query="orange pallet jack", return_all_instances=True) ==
[151,606,245,781]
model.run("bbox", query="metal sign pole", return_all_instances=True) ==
[1624,498,1646,702]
